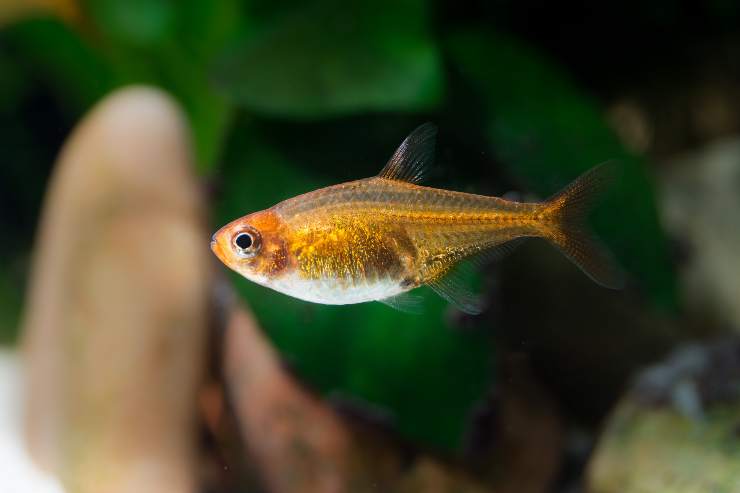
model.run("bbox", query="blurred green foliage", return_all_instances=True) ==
[213,0,442,117]
[4,1,240,169]
[0,0,689,451]
[446,30,678,311]
[215,125,494,450]
[4,19,119,109]
[0,260,22,344]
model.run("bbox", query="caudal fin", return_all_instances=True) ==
[542,163,625,289]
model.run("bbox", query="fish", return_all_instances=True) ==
[211,123,624,314]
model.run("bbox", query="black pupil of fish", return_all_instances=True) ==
[235,233,253,250]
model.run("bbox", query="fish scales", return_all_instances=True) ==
[211,123,623,314]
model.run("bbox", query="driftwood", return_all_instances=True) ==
[219,291,494,493]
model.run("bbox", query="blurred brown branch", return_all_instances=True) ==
[222,295,494,493]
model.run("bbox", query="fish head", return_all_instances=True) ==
[211,210,291,285]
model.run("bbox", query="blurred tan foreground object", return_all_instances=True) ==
[22,86,210,493]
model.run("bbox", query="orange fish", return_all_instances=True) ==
[211,124,623,314]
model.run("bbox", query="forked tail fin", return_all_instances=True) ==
[542,163,625,289]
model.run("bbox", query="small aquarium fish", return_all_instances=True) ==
[211,124,623,314]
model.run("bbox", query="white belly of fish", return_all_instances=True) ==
[265,272,408,305]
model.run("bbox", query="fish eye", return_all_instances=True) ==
[235,233,252,249]
[232,227,261,258]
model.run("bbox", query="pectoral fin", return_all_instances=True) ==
[377,292,424,314]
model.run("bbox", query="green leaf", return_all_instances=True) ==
[446,30,679,311]
[176,0,244,59]
[84,0,176,47]
[6,3,243,172]
[212,0,444,118]
[0,46,26,112]
[82,0,244,171]
[214,124,494,451]
[152,45,234,173]
[0,260,22,345]
[3,17,122,110]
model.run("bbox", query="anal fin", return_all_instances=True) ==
[428,273,484,315]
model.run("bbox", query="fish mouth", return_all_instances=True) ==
[210,236,227,264]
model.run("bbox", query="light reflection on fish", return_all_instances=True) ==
[211,124,623,314]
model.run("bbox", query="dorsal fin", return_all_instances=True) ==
[378,123,437,184]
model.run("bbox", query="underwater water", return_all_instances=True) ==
[2,1,740,492]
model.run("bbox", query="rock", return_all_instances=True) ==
[587,338,740,493]
[659,138,740,332]
[21,86,210,493]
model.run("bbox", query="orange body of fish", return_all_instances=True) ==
[211,124,623,314]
